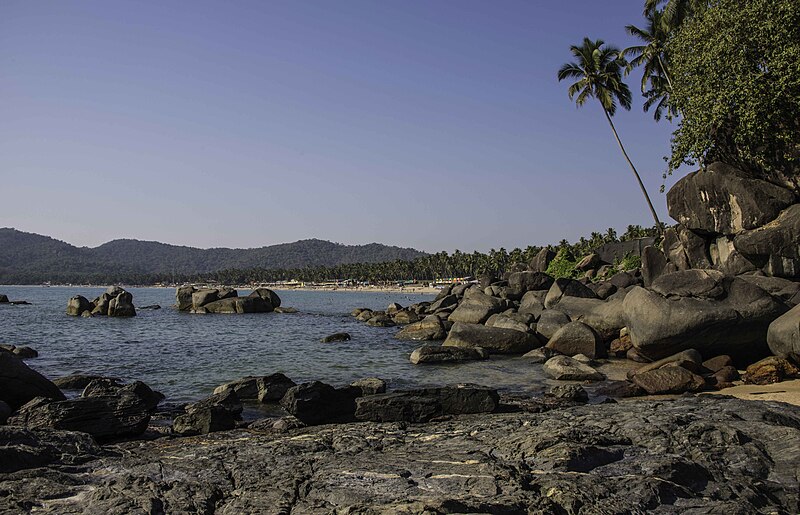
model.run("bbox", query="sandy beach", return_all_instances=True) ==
[269,284,440,295]
[703,379,800,406]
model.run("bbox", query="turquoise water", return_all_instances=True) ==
[0,286,549,403]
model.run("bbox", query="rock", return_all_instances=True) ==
[650,269,726,299]
[90,293,111,315]
[490,314,532,333]
[395,315,447,341]
[702,355,734,373]
[351,307,369,317]
[594,380,644,398]
[576,253,602,272]
[82,378,164,411]
[518,290,546,317]
[279,382,359,425]
[544,278,597,309]
[641,246,668,287]
[609,335,633,357]
[623,276,789,363]
[609,271,641,289]
[0,353,65,410]
[428,294,458,313]
[448,292,504,324]
[443,322,540,354]
[712,366,740,387]
[546,321,606,359]
[734,205,800,278]
[213,373,296,403]
[216,287,238,301]
[553,295,627,342]
[248,415,306,433]
[349,378,387,396]
[522,347,560,363]
[738,275,800,302]
[587,281,617,300]
[529,247,556,272]
[508,271,554,296]
[175,285,196,311]
[542,356,604,381]
[743,357,800,385]
[0,294,8,303]
[53,374,110,390]
[248,288,281,308]
[667,164,796,236]
[192,289,219,308]
[392,310,420,324]
[321,332,351,343]
[767,303,800,362]
[409,345,489,364]
[354,385,499,423]
[632,367,707,395]
[366,313,395,327]
[0,400,10,424]
[627,349,704,380]
[174,391,243,436]
[386,302,403,315]
[0,397,799,512]
[274,306,297,313]
[0,344,38,359]
[203,296,272,314]
[108,291,136,317]
[66,295,91,316]
[535,309,572,341]
[545,384,588,402]
[8,393,150,441]
[433,284,453,301]
[626,348,650,363]
[138,304,161,310]
[0,425,102,474]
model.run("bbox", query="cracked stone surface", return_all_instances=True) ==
[1,395,799,514]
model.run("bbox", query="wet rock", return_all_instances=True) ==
[354,385,499,423]
[52,374,111,390]
[321,332,351,343]
[8,393,151,441]
[409,345,488,364]
[632,367,707,395]
[274,306,298,313]
[0,344,38,359]
[546,321,606,359]
[279,381,359,425]
[743,356,800,385]
[349,377,387,396]
[545,384,588,402]
[395,315,447,341]
[542,356,605,381]
[213,373,296,403]
[443,322,540,354]
[0,353,65,411]
[82,378,164,411]
[204,296,273,314]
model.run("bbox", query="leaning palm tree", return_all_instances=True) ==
[557,38,663,232]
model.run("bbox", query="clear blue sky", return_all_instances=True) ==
[1,0,680,253]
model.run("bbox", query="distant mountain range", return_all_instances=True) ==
[0,228,428,284]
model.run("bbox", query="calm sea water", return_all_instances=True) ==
[0,286,550,403]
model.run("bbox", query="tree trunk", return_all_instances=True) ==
[603,108,664,233]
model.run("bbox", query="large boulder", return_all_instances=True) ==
[173,390,243,436]
[395,315,447,341]
[542,356,604,381]
[82,378,164,411]
[203,296,272,314]
[518,290,547,318]
[544,278,597,309]
[8,393,150,441]
[192,289,219,309]
[535,309,572,341]
[354,386,499,423]
[108,291,136,317]
[641,246,669,287]
[427,294,458,313]
[554,295,626,342]
[0,353,65,410]
[448,292,504,324]
[443,322,540,355]
[508,271,554,296]
[623,273,789,363]
[249,288,281,308]
[667,163,796,236]
[175,285,196,311]
[632,367,707,395]
[409,345,489,364]
[529,248,556,272]
[545,322,606,359]
[213,373,296,402]
[734,204,800,278]
[279,382,359,425]
[768,304,800,362]
[66,296,91,316]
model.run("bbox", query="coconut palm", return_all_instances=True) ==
[644,0,707,30]
[557,37,663,233]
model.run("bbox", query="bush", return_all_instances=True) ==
[546,249,578,279]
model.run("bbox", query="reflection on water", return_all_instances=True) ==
[0,286,553,403]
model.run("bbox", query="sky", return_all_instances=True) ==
[0,0,681,253]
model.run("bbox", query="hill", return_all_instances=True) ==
[0,228,428,284]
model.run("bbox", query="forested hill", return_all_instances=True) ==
[0,228,428,284]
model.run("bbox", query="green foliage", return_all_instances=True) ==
[666,0,800,176]
[617,253,642,272]
[545,248,578,279]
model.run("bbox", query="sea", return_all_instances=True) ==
[0,286,551,404]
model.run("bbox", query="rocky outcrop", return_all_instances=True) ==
[279,381,360,425]
[176,286,280,314]
[623,271,788,363]
[734,204,800,277]
[443,322,540,354]
[409,345,488,364]
[66,286,137,317]
[354,385,499,423]
[8,393,150,441]
[82,378,164,411]
[173,390,243,436]
[1,397,798,513]
[0,353,65,410]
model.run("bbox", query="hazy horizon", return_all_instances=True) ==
[2,1,677,253]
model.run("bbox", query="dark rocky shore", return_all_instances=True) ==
[2,395,799,514]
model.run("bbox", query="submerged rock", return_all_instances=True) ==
[321,332,351,343]
[409,345,488,364]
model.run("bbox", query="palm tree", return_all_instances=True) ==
[644,0,707,30]
[557,37,663,233]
